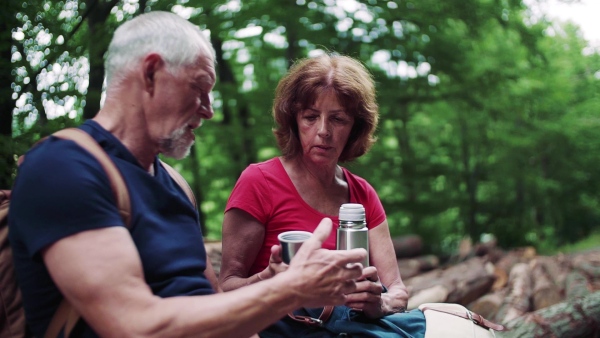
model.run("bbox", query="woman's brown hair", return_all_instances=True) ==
[272,54,379,162]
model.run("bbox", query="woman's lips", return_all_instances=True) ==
[314,145,331,151]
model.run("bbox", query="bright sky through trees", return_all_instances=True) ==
[530,0,600,49]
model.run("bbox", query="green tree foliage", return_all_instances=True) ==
[2,0,599,254]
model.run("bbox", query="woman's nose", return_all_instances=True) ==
[317,119,331,137]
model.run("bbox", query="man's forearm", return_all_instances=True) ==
[78,272,303,338]
[163,274,301,337]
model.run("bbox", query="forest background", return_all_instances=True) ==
[1,0,599,257]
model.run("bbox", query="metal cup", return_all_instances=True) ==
[278,231,312,264]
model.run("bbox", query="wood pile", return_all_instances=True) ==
[204,239,223,276]
[203,236,600,337]
[396,235,600,338]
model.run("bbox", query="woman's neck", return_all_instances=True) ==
[289,157,340,188]
[280,156,349,216]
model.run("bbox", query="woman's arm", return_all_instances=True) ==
[370,220,409,311]
[220,208,287,291]
[345,219,408,318]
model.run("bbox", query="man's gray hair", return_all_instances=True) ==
[104,11,214,86]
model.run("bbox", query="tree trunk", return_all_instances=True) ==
[0,3,14,138]
[397,255,439,279]
[405,257,495,307]
[572,250,600,291]
[458,115,480,242]
[467,289,506,322]
[407,285,449,310]
[238,104,256,167]
[492,246,537,291]
[497,263,532,323]
[392,235,423,258]
[531,258,562,311]
[565,270,592,301]
[497,291,600,338]
[210,37,235,124]
[536,255,569,292]
[0,2,17,188]
[396,102,420,234]
[204,240,222,277]
[84,0,119,119]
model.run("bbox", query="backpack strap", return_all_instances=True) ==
[52,129,132,227]
[44,299,80,338]
[37,128,132,338]
[160,160,197,208]
[159,161,222,292]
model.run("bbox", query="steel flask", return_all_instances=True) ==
[336,203,369,267]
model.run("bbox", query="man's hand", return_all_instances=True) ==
[283,218,366,308]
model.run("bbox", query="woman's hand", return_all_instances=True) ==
[344,266,409,319]
[257,244,289,280]
[344,266,386,318]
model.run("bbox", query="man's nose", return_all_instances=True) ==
[199,103,214,120]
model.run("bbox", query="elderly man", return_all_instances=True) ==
[9,11,365,338]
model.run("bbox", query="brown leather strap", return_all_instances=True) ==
[287,306,334,327]
[22,130,131,227]
[64,304,80,337]
[44,300,71,338]
[420,305,507,331]
[160,160,197,208]
[43,297,81,338]
[32,128,133,338]
[53,129,132,227]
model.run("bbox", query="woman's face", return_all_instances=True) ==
[296,90,354,166]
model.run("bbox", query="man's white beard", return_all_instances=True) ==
[160,126,194,160]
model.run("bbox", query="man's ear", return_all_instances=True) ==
[142,53,164,95]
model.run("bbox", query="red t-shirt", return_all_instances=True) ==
[225,157,386,275]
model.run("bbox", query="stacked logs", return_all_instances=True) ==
[396,235,600,338]
[204,239,223,274]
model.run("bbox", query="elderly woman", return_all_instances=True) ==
[220,54,425,337]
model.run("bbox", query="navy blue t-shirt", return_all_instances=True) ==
[8,120,214,337]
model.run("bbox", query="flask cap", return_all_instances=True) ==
[339,203,366,222]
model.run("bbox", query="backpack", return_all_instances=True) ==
[0,191,25,338]
[0,128,196,338]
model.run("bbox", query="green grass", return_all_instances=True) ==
[548,230,600,255]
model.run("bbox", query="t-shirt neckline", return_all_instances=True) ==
[273,157,353,221]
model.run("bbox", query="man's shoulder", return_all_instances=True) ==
[10,133,116,215]
[19,135,93,174]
